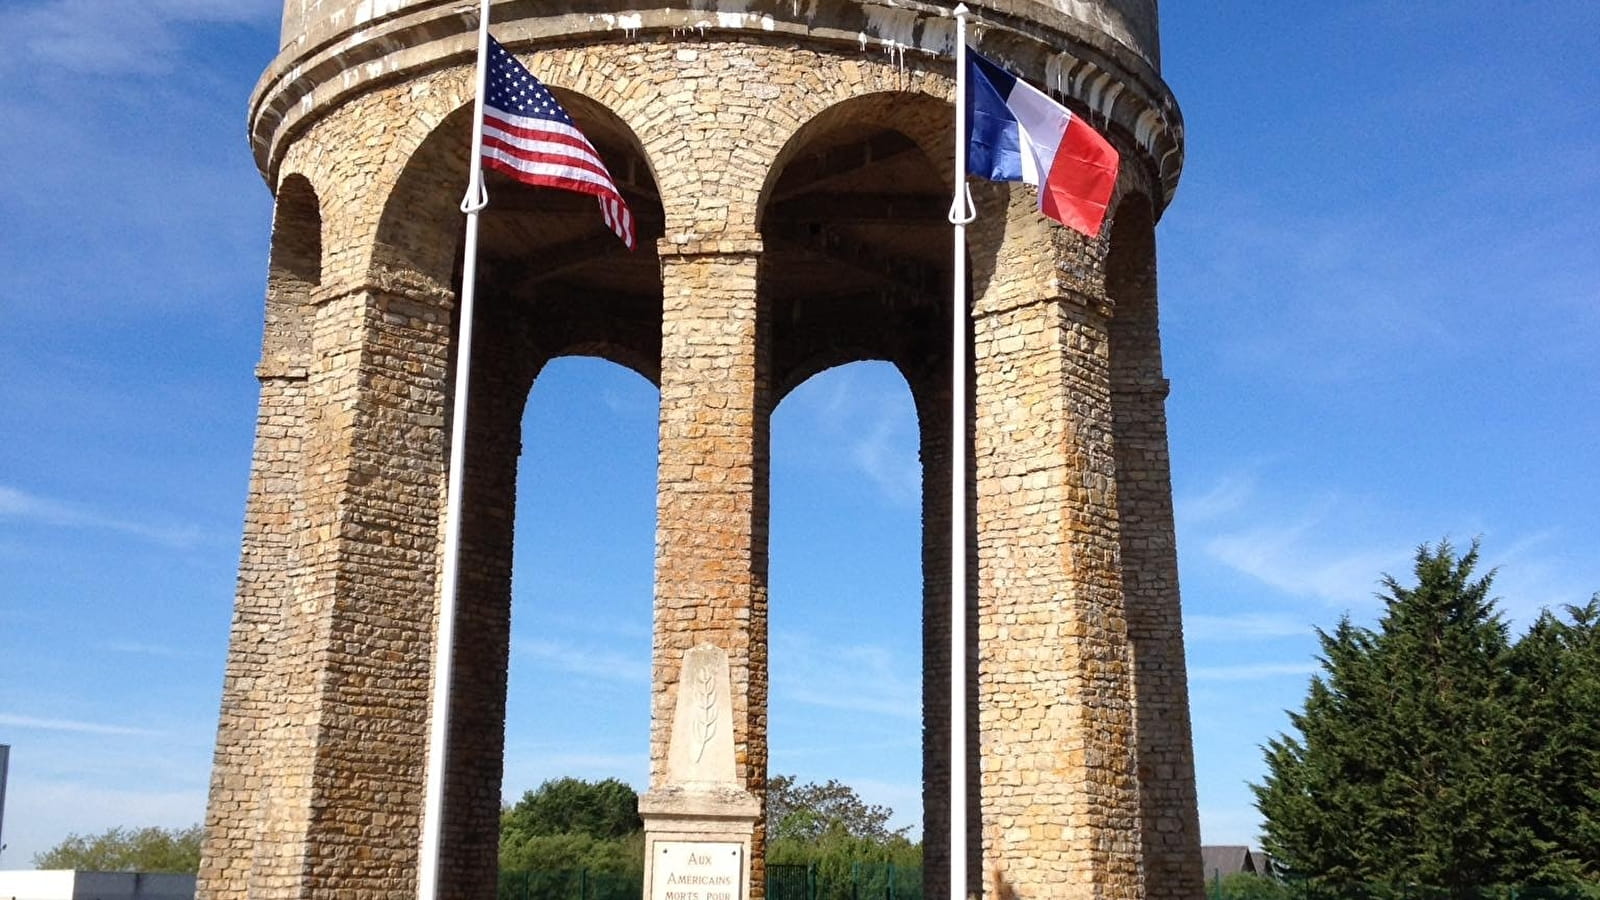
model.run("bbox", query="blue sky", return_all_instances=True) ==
[1,0,1597,870]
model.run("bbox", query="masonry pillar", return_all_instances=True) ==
[200,269,457,900]
[302,281,453,896]
[971,226,1143,900]
[919,373,953,898]
[198,178,318,900]
[1108,200,1204,900]
[437,294,536,900]
[640,240,769,900]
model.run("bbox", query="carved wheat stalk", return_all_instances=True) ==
[691,662,717,762]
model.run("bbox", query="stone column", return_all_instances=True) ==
[200,179,318,900]
[971,230,1143,900]
[437,296,535,900]
[199,323,312,900]
[299,281,454,897]
[919,373,953,899]
[1109,201,1203,900]
[640,240,768,900]
[199,275,455,900]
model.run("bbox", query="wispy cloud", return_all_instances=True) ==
[0,0,277,76]
[1197,803,1265,847]
[0,484,206,549]
[1473,531,1600,627]
[1188,662,1321,683]
[772,633,920,720]
[841,777,923,837]
[1177,473,1412,608]
[1177,473,1255,524]
[513,637,651,685]
[849,414,920,506]
[0,778,207,865]
[1167,202,1471,385]
[1180,472,1600,629]
[0,713,164,737]
[777,363,920,507]
[1205,522,1398,609]
[1184,612,1313,643]
[500,749,649,798]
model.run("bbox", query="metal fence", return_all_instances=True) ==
[766,863,923,900]
[768,864,817,900]
[498,869,642,900]
[1205,879,1600,900]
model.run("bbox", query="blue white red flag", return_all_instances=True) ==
[481,37,635,250]
[966,48,1119,237]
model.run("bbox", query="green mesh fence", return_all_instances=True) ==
[768,864,816,900]
[848,862,923,900]
[765,863,923,900]
[1204,878,1600,900]
[498,869,642,900]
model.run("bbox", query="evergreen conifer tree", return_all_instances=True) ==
[1508,597,1600,882]
[1253,542,1524,891]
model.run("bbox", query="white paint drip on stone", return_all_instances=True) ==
[884,39,906,75]
[1100,81,1125,119]
[598,13,644,37]
[1045,51,1076,97]
[863,5,920,52]
[1086,71,1112,116]
[921,17,955,56]
[1134,109,1160,148]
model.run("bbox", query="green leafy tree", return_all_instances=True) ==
[499,830,646,876]
[33,824,204,872]
[501,777,642,843]
[766,774,908,843]
[765,775,919,900]
[1253,542,1526,891]
[499,778,644,876]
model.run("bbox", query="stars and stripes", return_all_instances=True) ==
[481,37,635,250]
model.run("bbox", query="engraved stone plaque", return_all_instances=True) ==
[665,644,737,786]
[650,842,742,900]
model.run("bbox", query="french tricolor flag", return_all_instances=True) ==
[966,49,1120,237]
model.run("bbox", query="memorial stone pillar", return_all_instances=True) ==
[640,240,769,900]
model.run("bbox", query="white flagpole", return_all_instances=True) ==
[419,0,492,897]
[946,8,975,900]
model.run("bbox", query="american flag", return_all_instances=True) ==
[481,37,635,250]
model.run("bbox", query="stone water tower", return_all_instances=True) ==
[199,0,1198,898]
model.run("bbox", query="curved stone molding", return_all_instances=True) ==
[248,0,1182,209]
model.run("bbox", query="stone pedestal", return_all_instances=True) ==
[641,644,762,900]
[640,791,761,900]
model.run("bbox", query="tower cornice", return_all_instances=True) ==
[247,0,1183,207]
